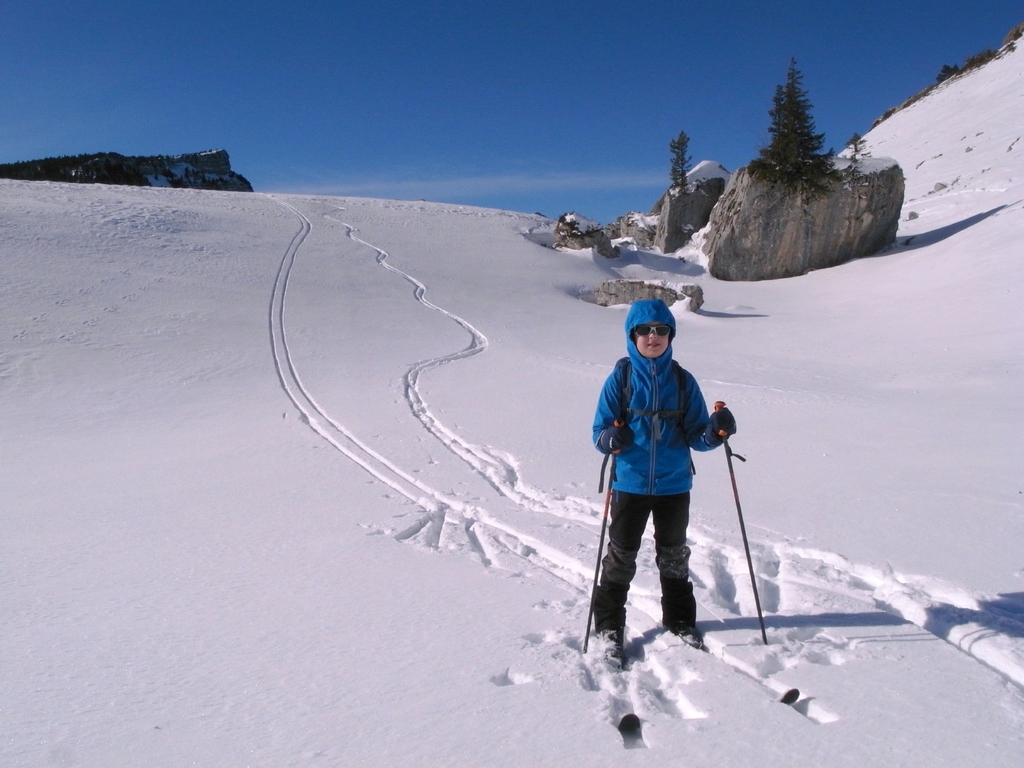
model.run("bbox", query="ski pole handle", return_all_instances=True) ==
[713,401,728,437]
[609,419,626,454]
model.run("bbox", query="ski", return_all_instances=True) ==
[594,625,807,716]
[617,713,645,749]
[780,688,801,705]
[676,629,804,709]
[674,627,708,653]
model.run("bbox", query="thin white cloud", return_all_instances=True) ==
[272,170,667,199]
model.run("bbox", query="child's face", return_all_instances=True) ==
[633,323,670,359]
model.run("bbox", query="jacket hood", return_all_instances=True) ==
[624,298,676,369]
[625,298,676,344]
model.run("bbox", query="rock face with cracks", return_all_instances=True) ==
[703,160,904,280]
[651,177,727,253]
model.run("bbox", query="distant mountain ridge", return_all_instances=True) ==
[0,149,253,192]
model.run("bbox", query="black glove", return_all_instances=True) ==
[705,407,736,445]
[598,422,634,454]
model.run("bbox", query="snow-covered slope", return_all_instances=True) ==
[2,40,1023,768]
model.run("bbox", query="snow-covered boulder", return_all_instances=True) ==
[554,212,619,258]
[603,211,657,248]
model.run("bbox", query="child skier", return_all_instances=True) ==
[591,298,735,665]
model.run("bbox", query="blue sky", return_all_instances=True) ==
[3,1,1022,223]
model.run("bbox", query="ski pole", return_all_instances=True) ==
[583,429,620,653]
[714,401,769,646]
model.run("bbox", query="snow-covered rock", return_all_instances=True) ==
[553,211,618,258]
[592,278,704,309]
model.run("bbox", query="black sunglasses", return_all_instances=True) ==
[633,324,671,337]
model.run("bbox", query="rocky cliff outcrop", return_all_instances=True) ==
[651,176,728,253]
[603,212,657,248]
[554,212,619,258]
[604,161,730,253]
[703,158,904,280]
[0,149,253,192]
[136,150,253,191]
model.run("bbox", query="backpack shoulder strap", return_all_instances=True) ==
[671,360,690,397]
[614,357,631,424]
[618,359,690,418]
[671,361,699,476]
[617,359,695,441]
[671,361,696,424]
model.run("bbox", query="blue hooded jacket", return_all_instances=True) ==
[593,299,718,495]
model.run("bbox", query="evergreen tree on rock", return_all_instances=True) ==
[669,130,692,189]
[748,59,840,198]
[845,132,870,179]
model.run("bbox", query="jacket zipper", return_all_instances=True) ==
[647,358,658,495]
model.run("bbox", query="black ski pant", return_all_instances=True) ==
[592,491,695,633]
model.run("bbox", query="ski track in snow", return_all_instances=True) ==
[267,196,1024,732]
[322,207,601,527]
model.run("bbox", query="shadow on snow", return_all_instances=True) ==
[924,592,1024,641]
[894,203,1014,251]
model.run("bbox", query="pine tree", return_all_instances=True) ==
[844,133,870,180]
[669,130,692,189]
[936,63,961,83]
[748,59,840,198]
[846,132,868,160]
